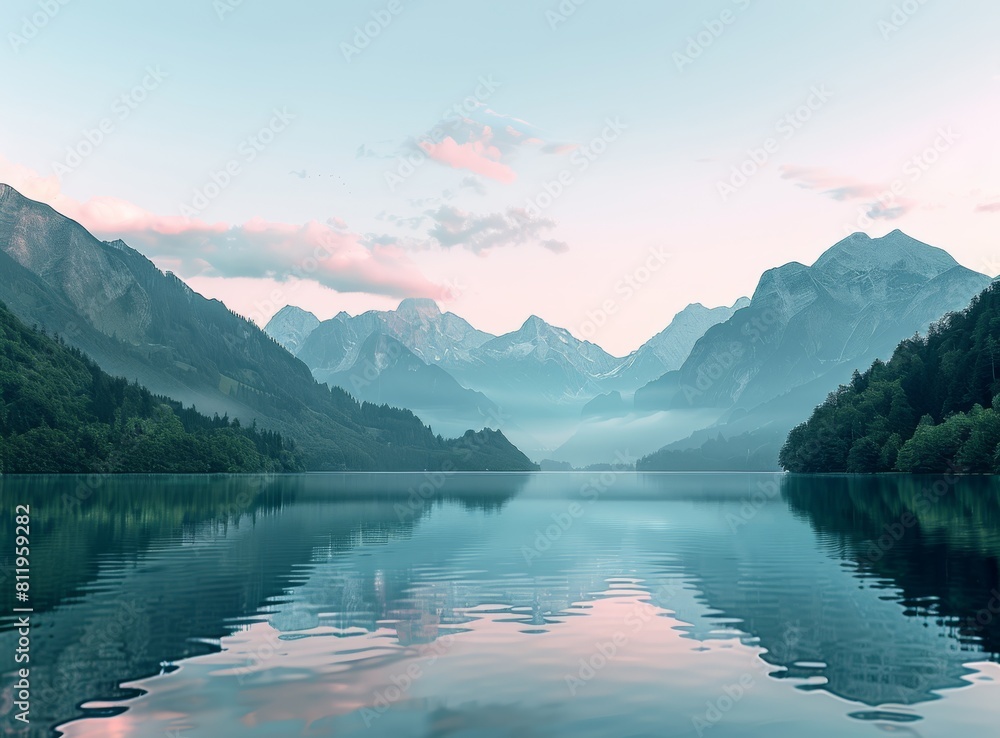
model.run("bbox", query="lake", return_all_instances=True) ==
[2,472,999,737]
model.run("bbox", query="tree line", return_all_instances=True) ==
[780,283,1000,473]
[0,302,301,473]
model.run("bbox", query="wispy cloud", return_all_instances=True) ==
[378,105,576,185]
[423,205,566,255]
[780,166,884,200]
[780,164,917,220]
[418,126,517,183]
[459,175,488,196]
[0,155,443,299]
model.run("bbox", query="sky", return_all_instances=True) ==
[1,0,999,355]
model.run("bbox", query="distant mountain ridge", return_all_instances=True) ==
[607,298,750,389]
[282,298,493,373]
[266,305,320,354]
[0,183,537,471]
[17,171,978,473]
[274,297,746,401]
[636,231,991,412]
[269,291,747,458]
[318,332,503,439]
[636,230,993,470]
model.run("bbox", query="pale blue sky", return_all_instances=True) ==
[2,0,999,353]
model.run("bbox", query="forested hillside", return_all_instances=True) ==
[780,282,1000,473]
[0,184,537,471]
[0,302,538,473]
[0,302,300,473]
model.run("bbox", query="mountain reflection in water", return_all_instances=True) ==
[1,472,998,737]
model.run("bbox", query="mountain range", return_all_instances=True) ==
[3,180,991,472]
[0,183,535,471]
[267,295,748,458]
[635,230,993,469]
[271,229,991,469]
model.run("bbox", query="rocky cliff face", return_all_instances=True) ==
[609,298,750,390]
[264,305,320,354]
[294,298,493,376]
[318,333,500,438]
[0,184,155,346]
[635,231,992,413]
[462,315,621,402]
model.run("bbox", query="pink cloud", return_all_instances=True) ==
[779,164,917,219]
[779,165,885,200]
[976,201,1000,213]
[0,154,443,300]
[0,154,219,235]
[419,127,517,183]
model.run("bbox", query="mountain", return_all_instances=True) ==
[636,231,991,414]
[291,302,623,404]
[780,282,1000,473]
[0,183,536,471]
[0,301,300,473]
[608,298,750,390]
[288,303,626,458]
[581,391,627,418]
[264,305,320,354]
[457,315,621,402]
[289,299,505,439]
[317,332,502,439]
[628,231,994,469]
[392,297,495,368]
[294,298,493,374]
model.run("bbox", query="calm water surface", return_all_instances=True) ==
[2,472,1000,737]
